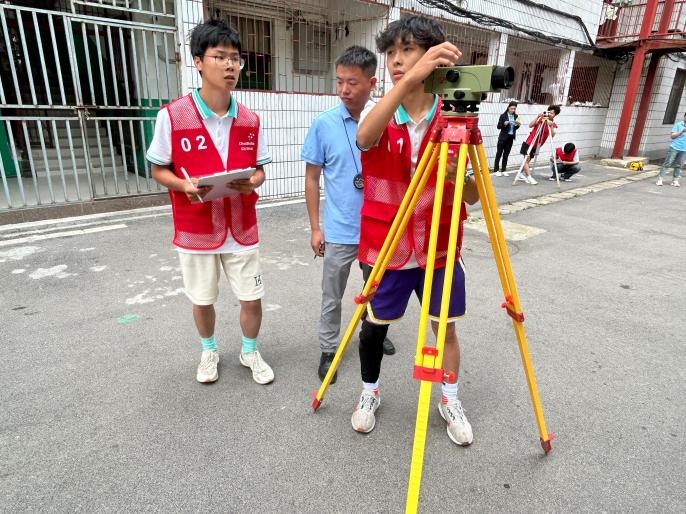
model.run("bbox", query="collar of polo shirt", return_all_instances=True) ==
[394,95,438,125]
[192,88,238,120]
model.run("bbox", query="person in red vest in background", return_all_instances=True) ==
[549,142,581,182]
[147,20,274,386]
[518,104,561,185]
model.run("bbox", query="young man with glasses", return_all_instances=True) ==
[147,20,274,385]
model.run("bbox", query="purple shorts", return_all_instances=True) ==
[366,260,466,324]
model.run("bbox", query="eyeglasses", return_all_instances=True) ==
[203,55,245,69]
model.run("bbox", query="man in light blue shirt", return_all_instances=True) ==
[657,112,686,186]
[302,46,395,382]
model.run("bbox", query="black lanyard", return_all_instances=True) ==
[342,116,363,190]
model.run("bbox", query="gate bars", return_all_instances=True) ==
[0,2,180,209]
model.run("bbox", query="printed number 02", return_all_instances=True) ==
[180,136,207,152]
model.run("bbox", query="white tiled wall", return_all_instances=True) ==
[234,92,611,197]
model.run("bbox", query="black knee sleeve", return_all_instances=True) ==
[359,320,389,383]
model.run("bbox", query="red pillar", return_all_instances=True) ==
[658,0,676,36]
[611,0,661,158]
[628,53,662,156]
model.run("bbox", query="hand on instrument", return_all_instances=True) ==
[402,42,462,87]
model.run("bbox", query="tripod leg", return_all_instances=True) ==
[312,143,441,410]
[470,143,553,453]
[529,129,543,180]
[549,125,560,187]
[405,143,469,514]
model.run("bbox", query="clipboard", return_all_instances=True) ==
[196,167,256,201]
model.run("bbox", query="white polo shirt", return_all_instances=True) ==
[147,89,271,254]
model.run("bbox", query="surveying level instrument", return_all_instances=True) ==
[424,64,515,108]
[311,64,553,514]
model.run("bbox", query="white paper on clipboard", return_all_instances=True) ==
[196,168,256,201]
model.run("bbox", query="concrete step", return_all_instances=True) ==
[600,156,649,169]
[29,156,129,174]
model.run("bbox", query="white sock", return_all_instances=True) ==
[363,380,379,395]
[441,382,458,404]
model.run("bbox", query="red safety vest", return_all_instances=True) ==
[358,98,467,270]
[525,119,557,147]
[556,147,576,161]
[166,94,259,250]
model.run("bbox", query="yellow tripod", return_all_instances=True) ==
[311,112,554,514]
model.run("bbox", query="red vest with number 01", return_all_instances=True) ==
[358,98,467,270]
[166,94,259,250]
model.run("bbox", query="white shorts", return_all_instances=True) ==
[178,250,264,305]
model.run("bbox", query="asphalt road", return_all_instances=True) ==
[1,163,684,513]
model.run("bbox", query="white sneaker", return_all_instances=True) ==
[502,171,510,176]
[656,177,663,186]
[196,350,219,383]
[527,176,538,185]
[351,390,380,433]
[438,399,473,446]
[495,171,503,177]
[672,179,680,187]
[240,350,274,384]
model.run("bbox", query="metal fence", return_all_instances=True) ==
[0,0,619,211]
[598,0,686,43]
[0,1,179,210]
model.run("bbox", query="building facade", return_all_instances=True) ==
[0,0,684,210]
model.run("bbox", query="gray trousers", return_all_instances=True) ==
[319,242,359,352]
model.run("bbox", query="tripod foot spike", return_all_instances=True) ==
[540,433,555,454]
[312,391,322,412]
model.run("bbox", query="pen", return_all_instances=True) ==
[180,166,203,203]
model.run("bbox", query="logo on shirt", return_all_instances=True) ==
[239,132,256,151]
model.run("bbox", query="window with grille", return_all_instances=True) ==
[568,66,599,104]
[292,19,330,75]
[228,15,273,91]
[663,68,686,125]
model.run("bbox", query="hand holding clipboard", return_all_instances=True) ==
[180,167,260,202]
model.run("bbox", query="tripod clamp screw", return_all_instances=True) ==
[354,281,379,305]
[412,347,455,383]
[501,295,525,322]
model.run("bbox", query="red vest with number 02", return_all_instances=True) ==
[166,94,259,250]
[556,147,575,162]
[358,98,467,270]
